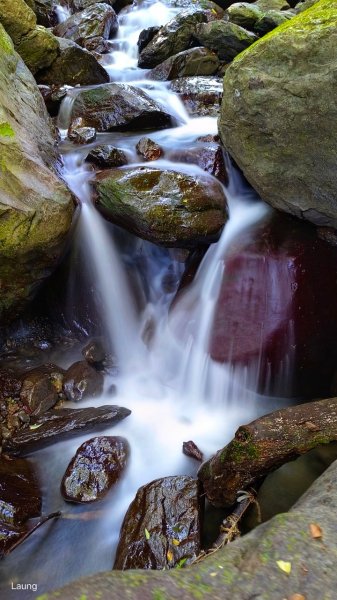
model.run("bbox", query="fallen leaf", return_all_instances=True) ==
[289,594,306,600]
[144,528,150,540]
[29,423,42,430]
[276,560,292,574]
[172,538,180,546]
[167,550,173,562]
[309,523,322,539]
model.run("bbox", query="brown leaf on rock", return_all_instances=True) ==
[309,523,322,539]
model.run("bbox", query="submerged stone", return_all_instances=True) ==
[94,166,228,247]
[114,475,202,569]
[61,436,129,502]
[169,76,223,117]
[167,144,228,185]
[86,145,128,168]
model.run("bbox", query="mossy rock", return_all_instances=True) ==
[37,458,337,599]
[94,167,228,247]
[0,24,73,319]
[219,0,337,229]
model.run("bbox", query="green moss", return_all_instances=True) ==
[152,589,168,600]
[0,24,13,54]
[0,122,15,138]
[232,0,337,65]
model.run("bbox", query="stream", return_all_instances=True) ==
[0,0,297,597]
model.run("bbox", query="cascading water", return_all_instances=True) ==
[0,1,295,597]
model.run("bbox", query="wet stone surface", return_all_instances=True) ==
[61,436,129,502]
[63,360,104,402]
[4,405,131,455]
[114,475,203,570]
[86,145,128,168]
[0,454,41,526]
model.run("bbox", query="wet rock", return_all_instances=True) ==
[68,118,97,144]
[70,83,173,132]
[254,9,293,35]
[33,0,58,27]
[169,76,223,117]
[20,365,63,415]
[63,360,104,402]
[0,0,59,74]
[5,405,131,454]
[208,213,337,398]
[137,26,160,54]
[94,167,228,248]
[69,0,117,10]
[0,522,26,559]
[194,20,257,62]
[183,441,203,462]
[82,339,107,367]
[0,24,74,320]
[148,47,219,81]
[114,476,202,569]
[0,454,41,525]
[86,145,128,168]
[219,0,337,230]
[167,144,228,185]
[226,2,263,29]
[38,84,70,116]
[61,436,129,502]
[0,371,22,400]
[37,37,109,86]
[138,9,208,69]
[53,3,118,50]
[136,137,163,161]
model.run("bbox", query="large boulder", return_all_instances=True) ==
[148,47,220,81]
[219,0,337,229]
[53,3,118,51]
[0,24,74,319]
[114,476,202,570]
[69,83,174,131]
[37,37,109,86]
[138,9,208,69]
[194,20,257,62]
[36,457,337,599]
[0,0,59,73]
[94,167,228,247]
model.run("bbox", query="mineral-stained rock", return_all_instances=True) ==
[138,9,208,69]
[148,47,220,81]
[53,3,118,50]
[37,37,109,86]
[183,440,203,462]
[208,212,337,398]
[70,83,173,131]
[0,24,74,320]
[86,145,128,168]
[94,167,228,247]
[61,436,129,502]
[63,360,104,402]
[169,76,223,117]
[167,144,228,185]
[0,454,41,525]
[136,137,163,161]
[219,0,337,230]
[5,405,131,454]
[194,20,257,62]
[20,365,63,415]
[114,476,202,569]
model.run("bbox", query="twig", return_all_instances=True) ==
[4,511,61,556]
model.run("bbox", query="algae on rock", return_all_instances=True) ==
[0,24,73,319]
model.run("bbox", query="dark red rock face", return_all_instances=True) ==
[209,214,337,398]
[61,436,129,503]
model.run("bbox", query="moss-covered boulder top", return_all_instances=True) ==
[94,167,228,247]
[0,24,73,318]
[219,0,337,230]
